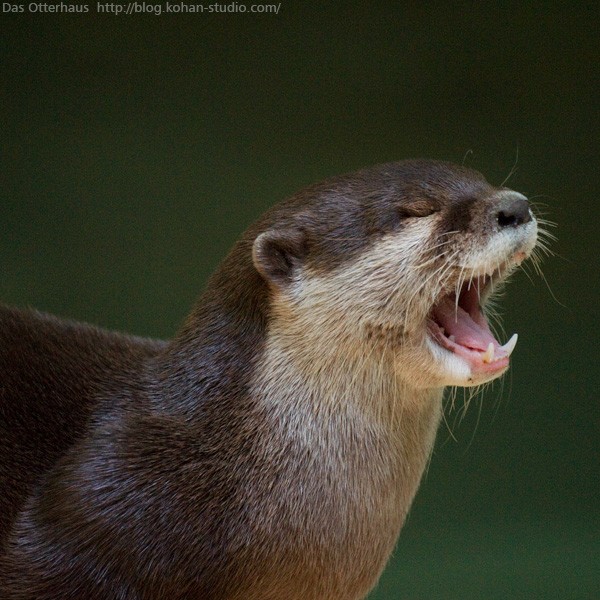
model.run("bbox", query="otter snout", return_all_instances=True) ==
[494,192,532,229]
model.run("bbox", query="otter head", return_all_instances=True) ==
[251,160,538,391]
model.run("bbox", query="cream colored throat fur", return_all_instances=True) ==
[246,305,443,600]
[241,199,537,598]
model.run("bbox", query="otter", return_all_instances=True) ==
[0,160,539,599]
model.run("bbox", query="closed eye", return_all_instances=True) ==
[398,201,440,219]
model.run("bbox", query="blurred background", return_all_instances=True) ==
[1,3,598,598]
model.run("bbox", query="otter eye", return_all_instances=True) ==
[398,201,440,219]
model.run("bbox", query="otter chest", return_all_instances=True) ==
[235,394,442,600]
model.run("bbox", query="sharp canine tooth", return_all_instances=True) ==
[448,335,456,342]
[482,342,495,363]
[501,333,518,357]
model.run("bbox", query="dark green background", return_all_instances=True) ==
[1,3,598,598]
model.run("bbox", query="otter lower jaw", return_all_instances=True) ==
[427,268,517,379]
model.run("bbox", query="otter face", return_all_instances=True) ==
[252,161,539,390]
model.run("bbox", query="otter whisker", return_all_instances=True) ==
[383,241,437,313]
[454,266,467,320]
[421,250,461,295]
[413,254,448,270]
[413,240,458,269]
[440,405,459,444]
[429,236,459,250]
[538,268,566,308]
[534,239,556,258]
[527,194,552,204]
[436,230,461,238]
[536,218,558,230]
[466,382,494,449]
[528,199,555,217]
[483,299,506,344]
[490,361,509,425]
[461,148,474,166]
[528,248,545,276]
[518,261,538,287]
[400,249,461,330]
[499,146,519,188]
[448,385,458,413]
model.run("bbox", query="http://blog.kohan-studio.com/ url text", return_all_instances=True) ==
[2,2,282,14]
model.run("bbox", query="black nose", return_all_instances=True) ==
[496,194,532,228]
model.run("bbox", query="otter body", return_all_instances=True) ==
[0,161,539,599]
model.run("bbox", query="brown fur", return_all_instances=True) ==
[0,160,536,599]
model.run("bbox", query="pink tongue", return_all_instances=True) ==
[433,299,499,351]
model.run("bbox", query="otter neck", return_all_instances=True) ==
[246,318,443,598]
[156,266,444,598]
[254,306,444,512]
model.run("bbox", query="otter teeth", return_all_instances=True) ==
[501,333,518,357]
[481,334,518,364]
[482,343,495,363]
[481,333,519,364]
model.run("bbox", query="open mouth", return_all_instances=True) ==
[427,271,518,375]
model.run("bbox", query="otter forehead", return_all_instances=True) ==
[254,160,499,274]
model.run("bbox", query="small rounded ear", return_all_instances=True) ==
[252,227,308,287]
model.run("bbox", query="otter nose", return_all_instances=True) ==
[495,193,532,228]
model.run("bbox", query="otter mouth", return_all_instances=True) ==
[427,271,518,375]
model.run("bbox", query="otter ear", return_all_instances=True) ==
[252,227,308,287]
